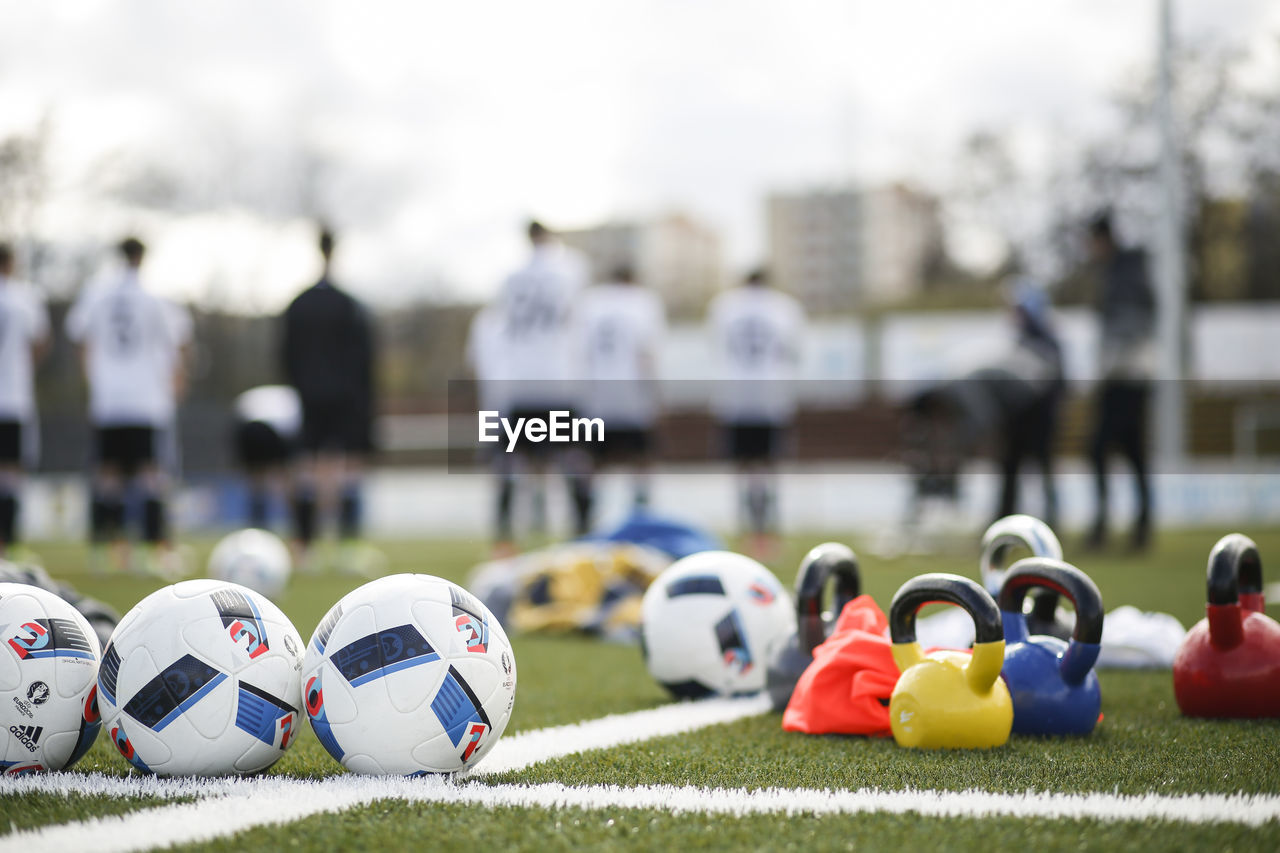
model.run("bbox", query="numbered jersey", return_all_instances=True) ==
[66,272,192,426]
[575,285,666,382]
[0,276,49,421]
[494,244,587,390]
[573,284,666,425]
[708,286,806,424]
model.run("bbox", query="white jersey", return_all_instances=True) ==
[493,243,587,404]
[0,276,49,421]
[574,283,666,426]
[65,270,193,427]
[234,385,301,438]
[708,286,806,424]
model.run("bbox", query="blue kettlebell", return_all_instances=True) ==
[998,557,1104,736]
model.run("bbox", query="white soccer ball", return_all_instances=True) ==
[640,551,795,698]
[301,574,517,776]
[208,529,292,600]
[97,579,304,776]
[0,583,102,774]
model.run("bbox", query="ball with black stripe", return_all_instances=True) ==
[300,574,517,775]
[0,582,103,774]
[96,579,304,776]
[640,551,795,698]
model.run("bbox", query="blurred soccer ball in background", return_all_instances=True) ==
[301,573,517,775]
[640,551,795,698]
[97,579,304,776]
[208,529,292,600]
[0,583,102,774]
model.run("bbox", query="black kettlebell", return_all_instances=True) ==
[764,543,861,711]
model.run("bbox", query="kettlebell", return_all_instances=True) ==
[981,514,1072,641]
[1173,533,1280,718]
[998,557,1104,735]
[764,542,860,711]
[888,573,1012,749]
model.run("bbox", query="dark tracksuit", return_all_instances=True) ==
[996,320,1064,527]
[281,278,375,541]
[1089,248,1155,545]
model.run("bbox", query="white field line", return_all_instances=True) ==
[0,695,772,851]
[470,693,773,776]
[4,779,1279,852]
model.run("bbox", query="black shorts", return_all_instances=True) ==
[725,424,782,462]
[235,420,293,470]
[0,421,21,464]
[591,426,653,462]
[96,426,156,475]
[301,399,372,454]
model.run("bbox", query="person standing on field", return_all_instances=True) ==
[281,226,379,573]
[708,267,805,561]
[574,264,666,513]
[487,220,590,551]
[1085,212,1156,552]
[231,384,301,530]
[66,237,192,576]
[0,242,51,559]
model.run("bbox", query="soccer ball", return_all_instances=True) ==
[208,529,292,600]
[97,579,304,776]
[301,574,517,775]
[0,583,102,774]
[640,551,795,698]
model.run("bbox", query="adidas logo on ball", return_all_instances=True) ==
[9,724,44,753]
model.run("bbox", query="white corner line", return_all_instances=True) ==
[0,694,773,851]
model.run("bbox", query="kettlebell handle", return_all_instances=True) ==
[891,573,1005,646]
[795,543,861,653]
[998,558,1104,644]
[1206,533,1263,607]
[980,515,1063,593]
[998,557,1104,686]
[889,573,1006,693]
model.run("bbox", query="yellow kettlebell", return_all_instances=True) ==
[888,572,1013,749]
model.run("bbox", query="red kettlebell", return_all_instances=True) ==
[1172,533,1280,718]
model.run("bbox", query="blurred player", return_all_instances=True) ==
[708,268,805,559]
[1085,213,1155,552]
[995,279,1064,528]
[574,264,666,511]
[66,237,192,576]
[0,242,51,558]
[489,220,589,548]
[231,384,301,530]
[281,226,377,571]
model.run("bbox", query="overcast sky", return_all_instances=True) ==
[1,0,1277,310]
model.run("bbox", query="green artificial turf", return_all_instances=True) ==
[3,528,1279,850]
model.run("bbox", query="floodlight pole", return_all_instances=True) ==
[1154,0,1186,471]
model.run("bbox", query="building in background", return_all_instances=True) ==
[767,184,945,312]
[561,213,723,318]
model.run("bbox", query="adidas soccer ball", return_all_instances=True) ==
[0,583,102,774]
[640,551,795,698]
[301,574,516,775]
[208,529,292,600]
[97,579,304,776]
